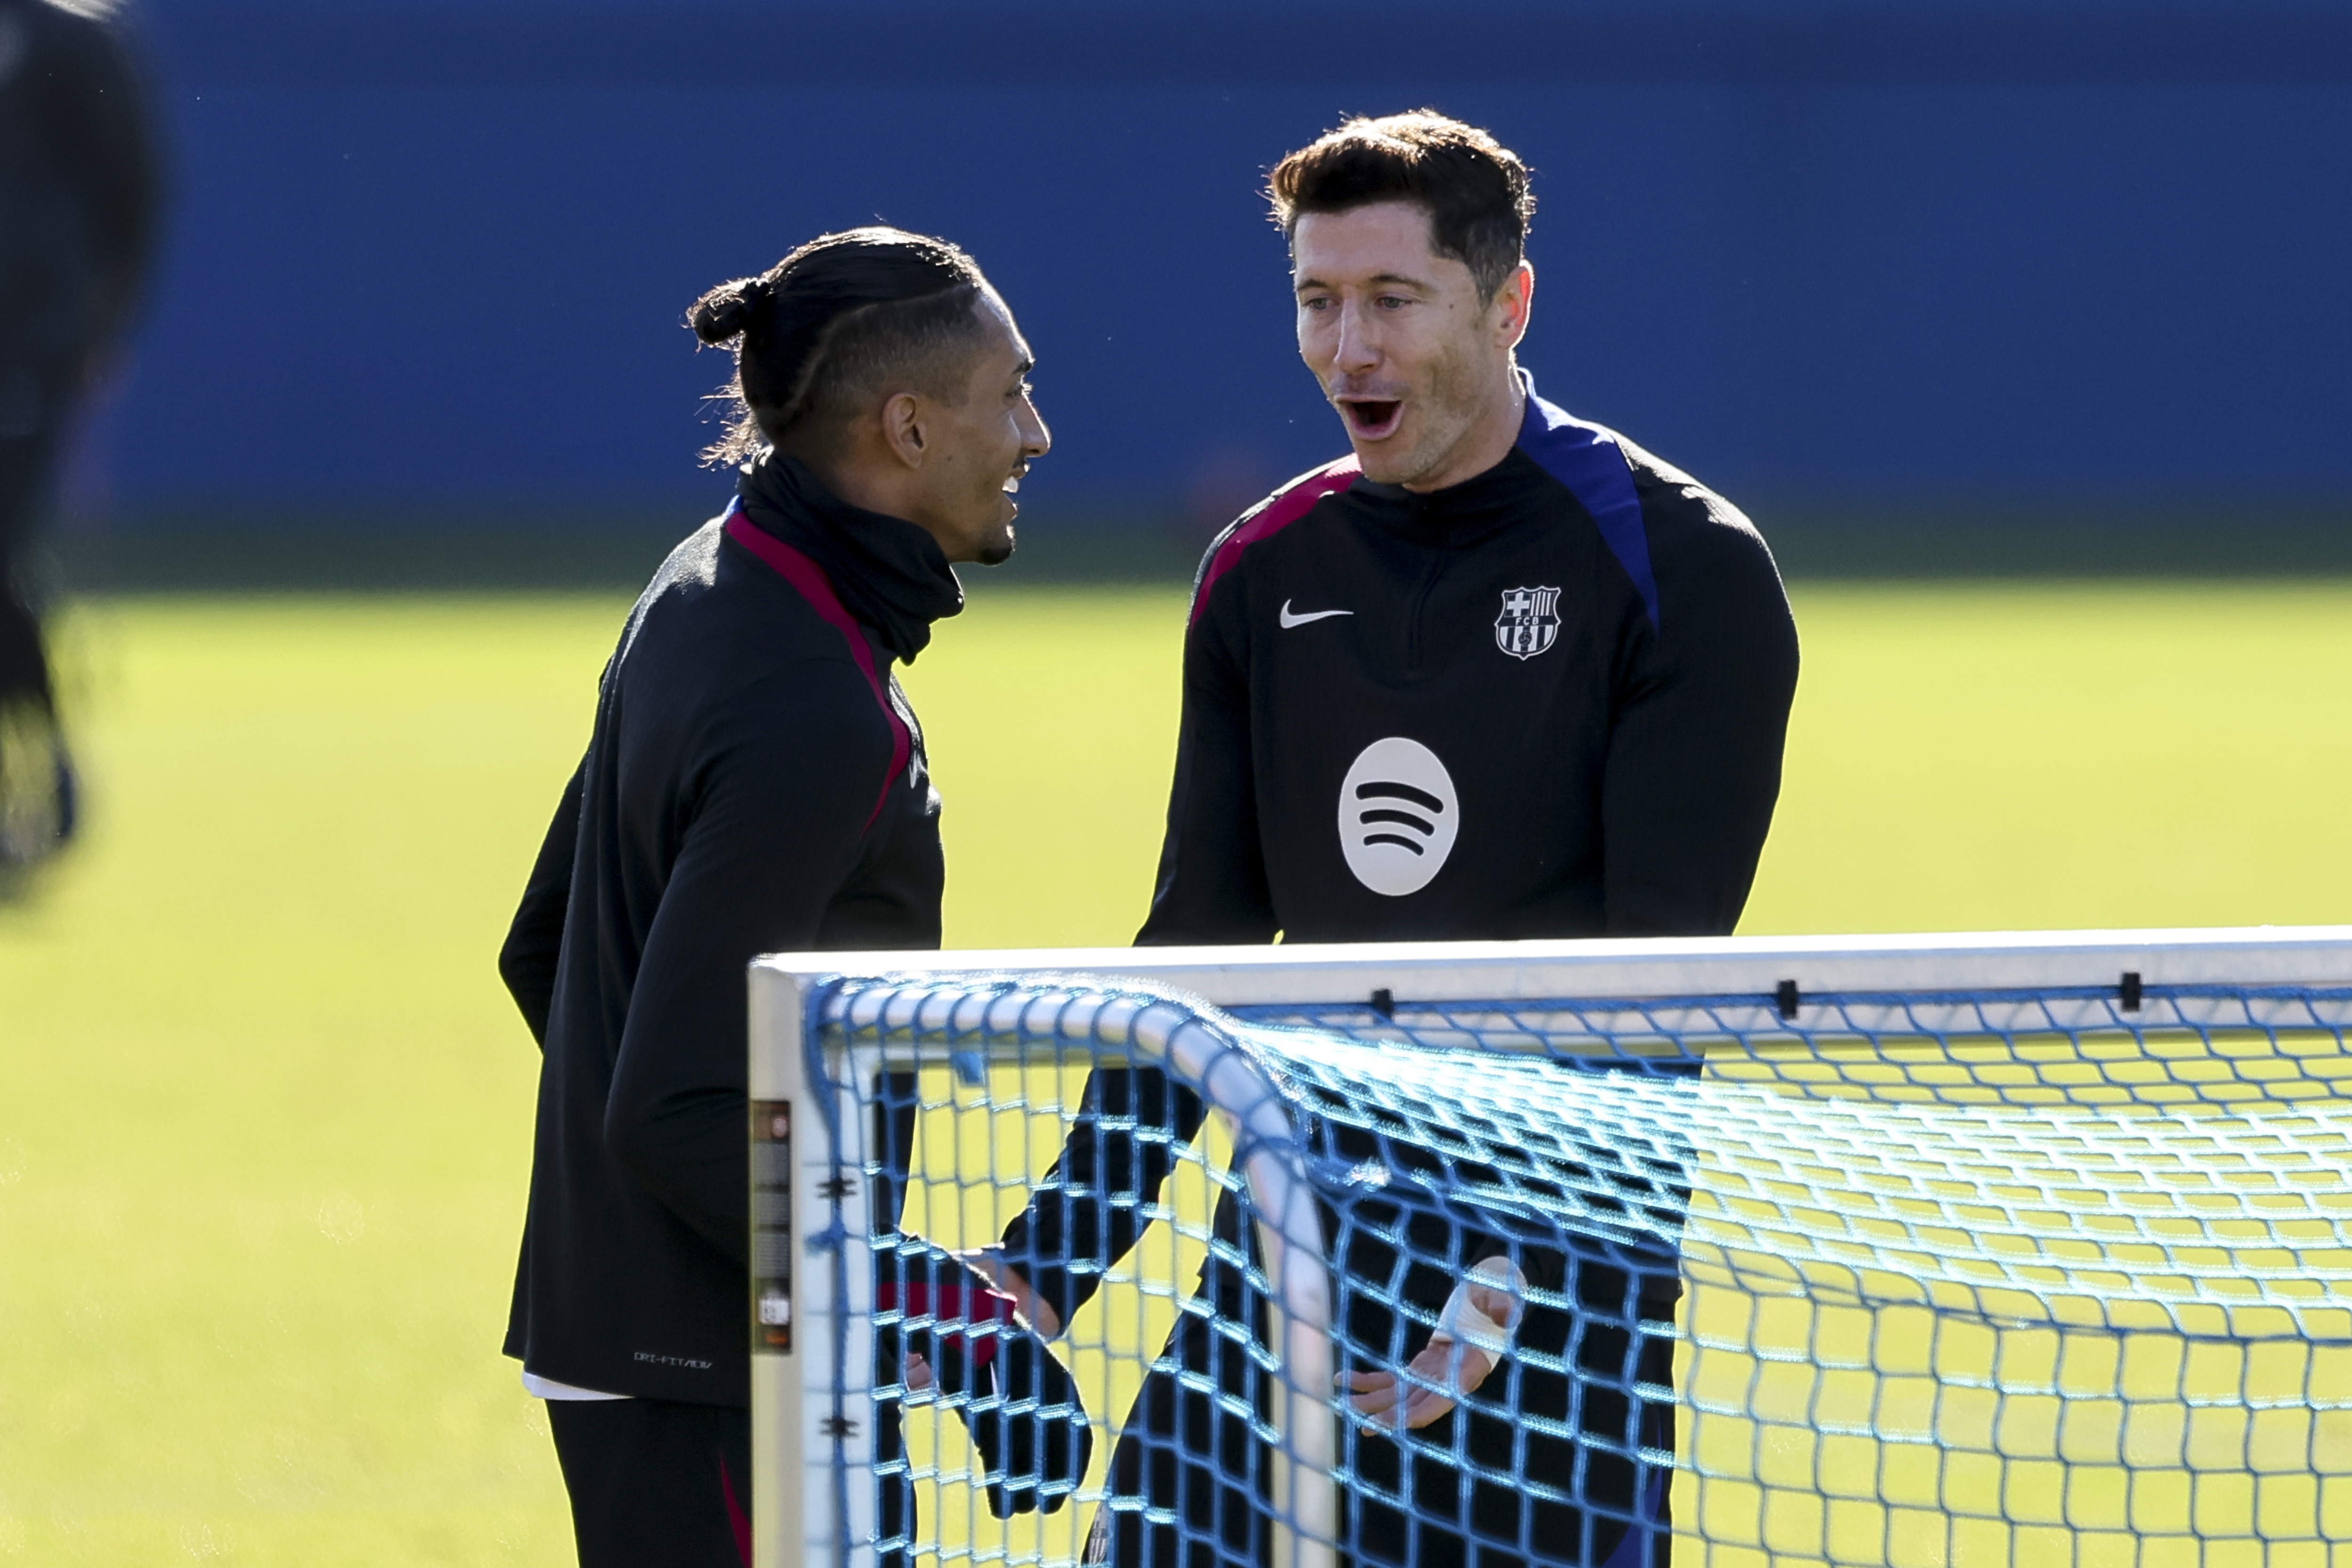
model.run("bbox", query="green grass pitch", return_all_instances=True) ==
[1,581,2349,1563]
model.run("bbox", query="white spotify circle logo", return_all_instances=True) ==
[1337,737,1459,897]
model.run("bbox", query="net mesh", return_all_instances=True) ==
[809,976,2352,1568]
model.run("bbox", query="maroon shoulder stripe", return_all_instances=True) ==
[1190,456,1361,628]
[723,504,912,833]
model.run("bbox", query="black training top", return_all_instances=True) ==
[1000,376,1799,1330]
[499,451,956,1406]
[1141,372,1800,945]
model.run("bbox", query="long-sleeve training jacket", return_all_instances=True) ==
[499,451,957,1405]
[1001,374,1800,1335]
[1144,371,1798,946]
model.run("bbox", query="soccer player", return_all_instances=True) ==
[497,229,1074,1567]
[0,0,159,883]
[963,113,1801,1568]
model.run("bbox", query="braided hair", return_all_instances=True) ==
[688,227,990,466]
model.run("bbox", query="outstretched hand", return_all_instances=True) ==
[1340,1274,1520,1432]
[1341,1339,1496,1431]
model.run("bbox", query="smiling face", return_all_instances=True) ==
[897,292,1050,565]
[1293,200,1532,491]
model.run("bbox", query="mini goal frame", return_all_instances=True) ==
[748,926,2352,1568]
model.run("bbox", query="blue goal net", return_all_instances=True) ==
[749,941,2352,1568]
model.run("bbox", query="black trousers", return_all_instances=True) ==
[0,364,79,874]
[0,356,75,715]
[1086,1214,1680,1568]
[547,1398,752,1568]
[1082,1288,1675,1568]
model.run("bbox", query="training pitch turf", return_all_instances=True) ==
[2,582,2350,1563]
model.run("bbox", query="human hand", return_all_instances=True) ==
[951,1245,1062,1339]
[1340,1337,1495,1431]
[1340,1268,1521,1431]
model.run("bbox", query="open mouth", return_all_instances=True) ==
[1340,399,1404,440]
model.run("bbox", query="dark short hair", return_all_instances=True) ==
[1267,111,1535,302]
[687,228,992,466]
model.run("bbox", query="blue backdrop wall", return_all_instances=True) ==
[107,0,2352,531]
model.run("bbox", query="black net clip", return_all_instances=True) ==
[2120,971,2144,1012]
[1370,987,1395,1020]
[1775,979,1802,1021]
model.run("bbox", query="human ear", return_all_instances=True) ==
[880,391,928,470]
[1494,262,1534,348]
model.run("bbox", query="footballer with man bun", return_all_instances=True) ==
[962,113,1800,1568]
[497,228,1082,1568]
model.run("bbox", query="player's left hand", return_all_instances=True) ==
[1341,1337,1496,1431]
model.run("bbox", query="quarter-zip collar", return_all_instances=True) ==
[1349,448,1545,547]
[733,448,965,664]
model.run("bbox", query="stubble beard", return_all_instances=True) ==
[1349,338,1488,490]
[972,480,1017,567]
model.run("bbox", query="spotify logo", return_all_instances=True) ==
[1337,737,1459,897]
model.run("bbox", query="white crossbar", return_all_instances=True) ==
[760,926,2352,1011]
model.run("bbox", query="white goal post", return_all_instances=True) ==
[748,925,2352,1568]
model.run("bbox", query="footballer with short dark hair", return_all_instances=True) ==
[966,111,1800,1568]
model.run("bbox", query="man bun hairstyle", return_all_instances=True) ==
[1267,111,1535,302]
[688,227,991,466]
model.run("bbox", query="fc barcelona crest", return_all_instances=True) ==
[1494,586,1561,661]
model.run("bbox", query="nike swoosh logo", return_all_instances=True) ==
[1279,600,1354,629]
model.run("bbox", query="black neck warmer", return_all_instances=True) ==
[734,449,965,664]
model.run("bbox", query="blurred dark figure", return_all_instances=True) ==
[0,0,159,883]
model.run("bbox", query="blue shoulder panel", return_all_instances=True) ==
[1515,375,1659,630]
